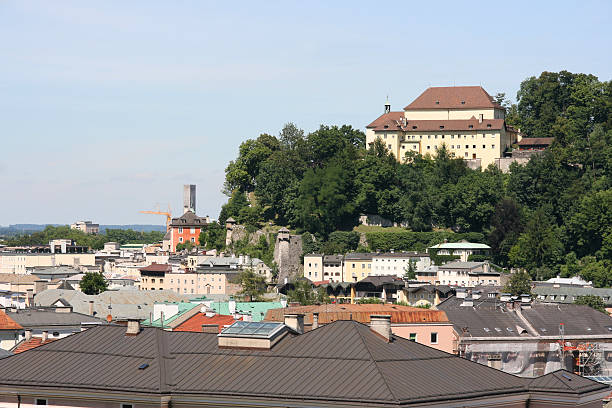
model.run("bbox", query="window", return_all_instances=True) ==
[468,124,473,129]
[492,144,495,149]
[190,237,195,243]
[190,228,195,233]
[121,405,134,408]
[439,125,444,129]
[384,134,387,139]
[178,227,183,233]
[472,145,476,149]
[151,278,155,283]
[409,333,417,341]
[159,279,163,284]
[465,145,469,149]
[461,100,465,104]
[179,237,183,243]
[428,135,431,139]
[464,152,468,157]
[35,400,47,405]
[402,145,405,149]
[427,146,430,150]
[487,124,491,128]
[388,144,392,149]
[451,145,454,149]
[430,332,438,344]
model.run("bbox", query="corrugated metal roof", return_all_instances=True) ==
[0,321,536,404]
[264,304,449,326]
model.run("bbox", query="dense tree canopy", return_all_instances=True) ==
[220,70,611,286]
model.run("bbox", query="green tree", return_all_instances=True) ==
[234,269,267,300]
[218,190,249,225]
[567,190,612,258]
[286,280,330,305]
[509,207,564,274]
[80,272,108,295]
[403,260,416,280]
[224,133,281,193]
[175,241,194,252]
[574,295,607,314]
[503,270,532,296]
[488,198,523,266]
[198,222,226,252]
[357,297,384,304]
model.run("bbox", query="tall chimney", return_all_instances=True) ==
[312,312,319,330]
[88,300,94,316]
[42,330,48,342]
[370,315,392,342]
[126,319,141,336]
[284,313,304,334]
[25,329,32,341]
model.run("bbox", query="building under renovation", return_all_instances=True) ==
[437,287,612,378]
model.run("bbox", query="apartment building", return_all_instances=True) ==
[366,86,520,168]
[169,211,209,252]
[302,254,343,282]
[0,241,95,274]
[342,252,373,281]
[372,251,431,278]
[437,261,501,287]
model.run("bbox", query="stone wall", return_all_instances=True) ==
[274,232,303,284]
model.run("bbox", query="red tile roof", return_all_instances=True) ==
[173,313,240,333]
[12,337,57,354]
[367,114,504,132]
[404,86,502,110]
[0,309,22,330]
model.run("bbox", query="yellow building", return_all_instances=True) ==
[366,86,520,168]
[342,253,373,282]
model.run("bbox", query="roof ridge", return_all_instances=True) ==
[353,322,400,403]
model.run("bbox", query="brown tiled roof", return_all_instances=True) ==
[264,304,449,326]
[0,321,548,404]
[0,309,22,330]
[366,111,404,129]
[367,116,505,132]
[139,263,172,273]
[12,337,57,354]
[404,86,502,110]
[0,274,39,284]
[517,137,554,146]
[170,211,208,227]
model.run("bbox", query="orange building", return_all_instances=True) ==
[169,211,209,252]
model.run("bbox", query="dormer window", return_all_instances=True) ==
[384,125,389,129]
[461,101,466,105]
[487,124,492,128]
[468,125,474,129]
[439,125,444,129]
[412,125,417,129]
[435,101,440,104]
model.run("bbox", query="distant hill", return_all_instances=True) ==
[0,224,166,236]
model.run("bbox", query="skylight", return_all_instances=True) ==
[494,328,501,332]
[219,321,284,339]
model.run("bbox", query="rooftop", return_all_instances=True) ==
[0,322,604,405]
[173,313,240,333]
[404,86,502,110]
[0,309,23,330]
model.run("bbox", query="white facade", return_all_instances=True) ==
[372,253,431,277]
[427,242,491,262]
[303,254,323,281]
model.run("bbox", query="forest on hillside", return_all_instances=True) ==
[212,71,612,286]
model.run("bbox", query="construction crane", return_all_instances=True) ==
[140,205,172,232]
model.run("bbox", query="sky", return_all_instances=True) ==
[1,0,610,226]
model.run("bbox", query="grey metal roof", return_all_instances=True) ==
[6,309,106,328]
[0,321,539,404]
[533,283,612,306]
[344,252,374,261]
[439,261,485,269]
[520,304,612,336]
[34,289,192,320]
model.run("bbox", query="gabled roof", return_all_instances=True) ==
[170,211,208,227]
[139,263,172,273]
[404,86,502,110]
[517,137,554,146]
[367,116,505,132]
[0,321,535,404]
[56,280,74,290]
[0,309,22,330]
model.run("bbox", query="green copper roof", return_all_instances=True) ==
[208,301,283,322]
[143,302,199,327]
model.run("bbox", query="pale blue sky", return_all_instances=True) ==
[1,1,610,225]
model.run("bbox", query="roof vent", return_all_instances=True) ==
[218,321,287,350]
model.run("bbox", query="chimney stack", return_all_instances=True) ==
[312,312,319,330]
[370,315,392,342]
[479,114,483,123]
[88,300,94,316]
[202,324,219,333]
[25,329,32,341]
[284,313,305,334]
[126,319,141,336]
[42,330,48,342]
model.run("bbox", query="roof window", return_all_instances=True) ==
[412,125,417,129]
[483,327,490,332]
[487,124,492,128]
[494,328,501,332]
[461,101,465,105]
[384,125,389,129]
[435,101,440,104]
[468,125,474,129]
[541,328,548,332]
[439,125,444,129]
